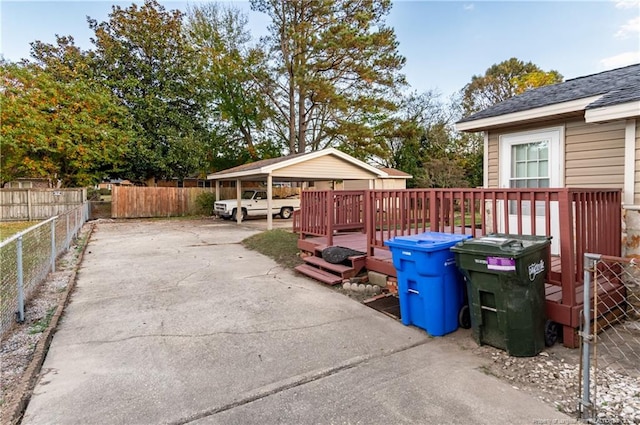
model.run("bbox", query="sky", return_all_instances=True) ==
[1,0,639,98]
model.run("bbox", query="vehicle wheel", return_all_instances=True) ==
[231,208,247,222]
[544,320,559,347]
[280,207,293,219]
[458,305,471,329]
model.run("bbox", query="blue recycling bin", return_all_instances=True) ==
[385,232,472,336]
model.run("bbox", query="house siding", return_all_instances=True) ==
[635,119,640,204]
[486,118,626,189]
[565,120,625,188]
[271,156,376,180]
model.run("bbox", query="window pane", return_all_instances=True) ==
[529,179,539,188]
[527,161,539,177]
[539,160,548,177]
[514,145,526,161]
[516,162,526,177]
[539,179,550,188]
[528,144,539,160]
[538,142,549,160]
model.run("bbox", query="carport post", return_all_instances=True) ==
[267,174,273,230]
[236,180,242,224]
[215,180,220,201]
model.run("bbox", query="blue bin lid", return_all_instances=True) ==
[384,232,472,252]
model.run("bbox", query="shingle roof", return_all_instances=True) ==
[379,167,412,177]
[208,151,311,176]
[457,63,640,124]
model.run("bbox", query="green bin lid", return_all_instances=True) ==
[451,233,551,258]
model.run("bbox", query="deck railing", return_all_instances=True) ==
[363,188,621,307]
[298,188,621,307]
[297,190,365,246]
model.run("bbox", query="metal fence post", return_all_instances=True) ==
[65,213,70,250]
[16,236,25,323]
[51,218,56,273]
[581,253,599,420]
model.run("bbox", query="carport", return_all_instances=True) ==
[206,148,388,230]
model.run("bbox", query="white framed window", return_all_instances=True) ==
[500,127,563,190]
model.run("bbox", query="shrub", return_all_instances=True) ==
[195,192,216,216]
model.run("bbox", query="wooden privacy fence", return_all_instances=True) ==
[112,186,214,218]
[0,188,87,221]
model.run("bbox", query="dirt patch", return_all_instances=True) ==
[0,223,92,424]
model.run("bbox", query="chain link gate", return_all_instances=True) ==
[580,254,640,424]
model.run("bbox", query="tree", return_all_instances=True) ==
[28,35,95,82]
[461,58,563,116]
[251,0,406,158]
[0,61,133,187]
[89,0,211,181]
[186,3,274,166]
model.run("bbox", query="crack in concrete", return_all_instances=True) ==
[169,339,431,425]
[74,316,368,345]
[184,242,241,247]
[242,265,287,278]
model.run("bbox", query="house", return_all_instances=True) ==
[292,67,635,348]
[3,178,52,189]
[97,179,134,191]
[455,63,640,256]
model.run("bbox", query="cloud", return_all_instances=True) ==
[614,0,640,9]
[463,3,474,11]
[615,16,640,38]
[600,51,640,69]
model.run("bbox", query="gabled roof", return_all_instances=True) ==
[456,63,640,131]
[207,148,388,181]
[379,167,412,178]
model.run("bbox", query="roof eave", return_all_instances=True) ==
[585,100,640,123]
[455,95,603,132]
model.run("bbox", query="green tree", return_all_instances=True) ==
[89,0,211,181]
[251,0,406,158]
[28,35,95,82]
[462,58,563,115]
[0,62,133,187]
[186,3,274,166]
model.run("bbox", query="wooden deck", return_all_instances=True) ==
[295,188,623,348]
[298,231,625,348]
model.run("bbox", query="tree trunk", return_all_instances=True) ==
[297,85,307,153]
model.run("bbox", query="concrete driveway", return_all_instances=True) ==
[22,219,569,424]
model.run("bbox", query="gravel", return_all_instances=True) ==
[472,341,640,424]
[0,223,91,414]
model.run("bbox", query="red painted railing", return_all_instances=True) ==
[298,188,621,309]
[297,191,366,246]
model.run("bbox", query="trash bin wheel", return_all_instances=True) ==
[458,305,471,329]
[544,320,559,347]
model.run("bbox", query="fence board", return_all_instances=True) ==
[0,188,86,221]
[111,186,214,218]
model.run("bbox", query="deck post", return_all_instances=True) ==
[327,190,334,246]
[365,190,373,256]
[429,190,438,232]
[558,189,576,308]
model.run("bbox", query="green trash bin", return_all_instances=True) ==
[451,234,551,357]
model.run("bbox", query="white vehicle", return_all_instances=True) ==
[214,189,300,221]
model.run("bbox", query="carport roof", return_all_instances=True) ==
[207,148,389,181]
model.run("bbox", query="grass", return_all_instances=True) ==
[29,306,57,334]
[242,229,303,269]
[0,221,39,242]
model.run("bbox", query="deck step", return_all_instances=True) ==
[295,264,344,285]
[303,255,355,278]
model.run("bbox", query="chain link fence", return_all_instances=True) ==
[0,203,88,337]
[580,254,640,424]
